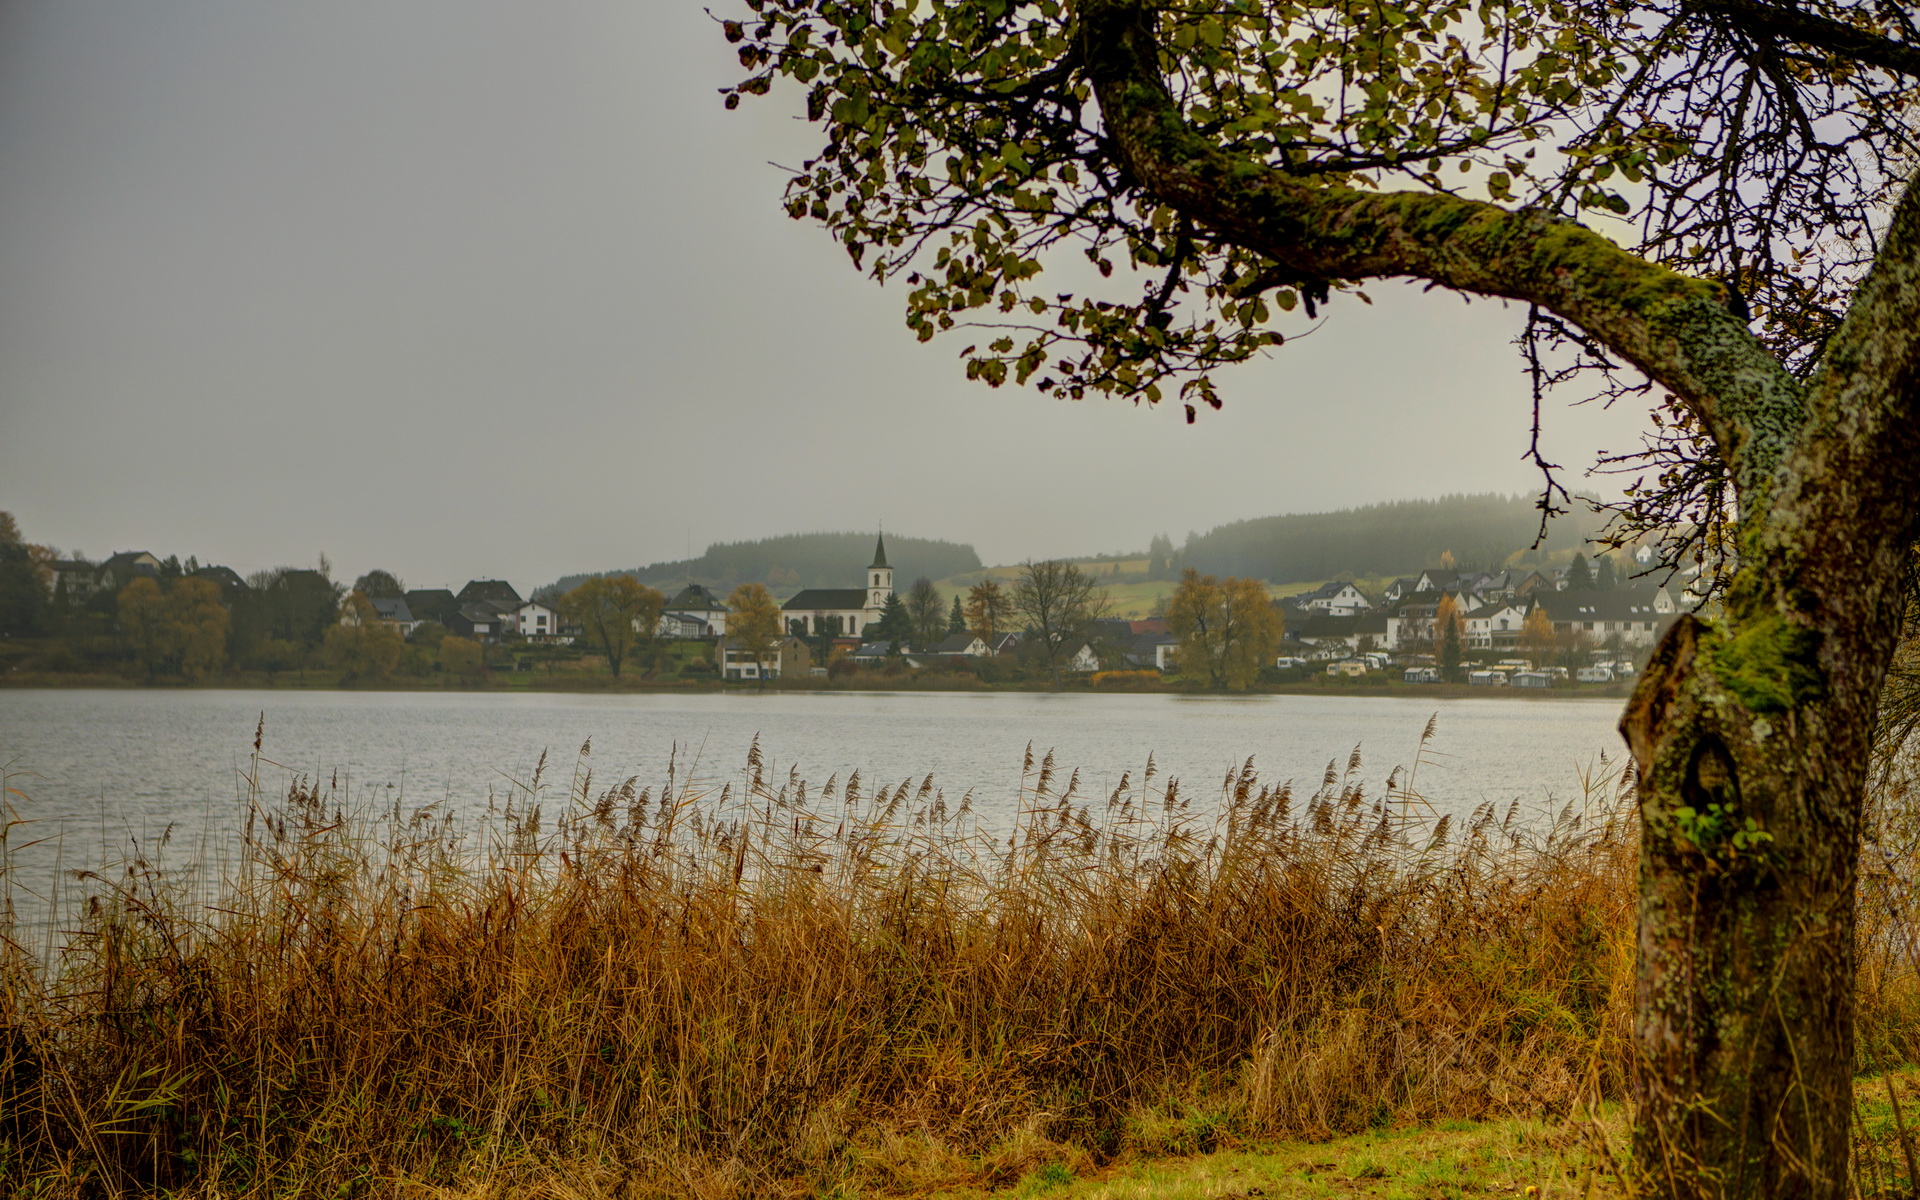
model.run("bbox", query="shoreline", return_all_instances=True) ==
[0,673,1634,702]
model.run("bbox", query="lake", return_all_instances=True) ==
[0,688,1633,933]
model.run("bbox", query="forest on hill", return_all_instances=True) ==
[548,532,982,596]
[1179,494,1608,583]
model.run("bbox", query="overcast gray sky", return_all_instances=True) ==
[0,0,1656,593]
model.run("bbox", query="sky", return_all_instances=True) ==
[0,0,1659,594]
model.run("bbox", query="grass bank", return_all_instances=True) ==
[2,735,1916,1198]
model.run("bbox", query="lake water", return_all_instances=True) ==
[0,688,1632,931]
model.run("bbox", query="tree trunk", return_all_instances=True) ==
[1621,449,1918,1199]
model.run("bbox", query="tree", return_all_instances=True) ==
[1596,555,1619,591]
[903,576,946,648]
[1435,595,1465,684]
[1566,554,1595,591]
[1010,560,1110,687]
[353,570,406,598]
[0,540,48,638]
[726,582,784,686]
[117,577,168,678]
[727,1,1920,1187]
[1147,533,1175,581]
[437,635,485,682]
[1165,569,1284,690]
[561,576,665,680]
[1519,607,1556,668]
[964,579,1011,642]
[164,578,229,680]
[324,592,402,682]
[874,592,912,649]
[948,594,965,635]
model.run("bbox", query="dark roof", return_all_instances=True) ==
[784,588,868,611]
[455,604,499,625]
[927,632,980,654]
[458,579,522,606]
[665,583,728,612]
[191,565,249,592]
[370,596,414,623]
[1535,588,1670,622]
[870,533,889,569]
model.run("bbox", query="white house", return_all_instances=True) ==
[1464,600,1533,650]
[512,598,562,641]
[1290,580,1373,617]
[781,534,896,638]
[1535,587,1677,649]
[659,583,730,638]
[925,632,990,657]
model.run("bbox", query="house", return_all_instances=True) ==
[660,583,731,639]
[718,635,811,681]
[1533,587,1677,649]
[849,641,894,665]
[987,632,1022,656]
[1413,568,1462,594]
[356,596,419,636]
[511,598,563,641]
[447,605,503,642]
[781,534,895,638]
[190,565,249,597]
[1066,642,1101,673]
[1463,600,1533,650]
[925,632,990,658]
[458,579,522,607]
[658,611,717,639]
[1288,580,1373,617]
[48,559,98,600]
[95,550,161,592]
[405,589,460,626]
[1288,611,1364,653]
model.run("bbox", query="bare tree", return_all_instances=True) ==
[1010,560,1110,686]
[903,576,946,648]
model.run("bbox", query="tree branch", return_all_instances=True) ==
[1764,169,1920,598]
[1077,0,1806,512]
[1684,0,1920,77]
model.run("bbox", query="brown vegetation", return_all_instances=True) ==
[1,734,1915,1199]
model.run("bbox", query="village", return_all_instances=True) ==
[16,529,1683,690]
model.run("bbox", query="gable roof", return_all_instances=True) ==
[369,596,414,623]
[783,587,869,611]
[927,632,982,654]
[458,579,522,606]
[191,565,248,592]
[1534,588,1671,622]
[665,583,728,612]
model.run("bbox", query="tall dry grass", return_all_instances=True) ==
[0,724,1905,1198]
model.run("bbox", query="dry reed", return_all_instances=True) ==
[0,722,1906,1198]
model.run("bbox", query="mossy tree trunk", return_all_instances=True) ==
[1073,2,1920,1193]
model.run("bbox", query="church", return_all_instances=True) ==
[781,535,894,638]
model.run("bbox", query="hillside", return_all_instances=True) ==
[1179,493,1606,583]
[548,532,982,597]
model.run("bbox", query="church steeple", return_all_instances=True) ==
[867,531,894,612]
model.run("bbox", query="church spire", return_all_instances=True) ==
[870,531,889,569]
